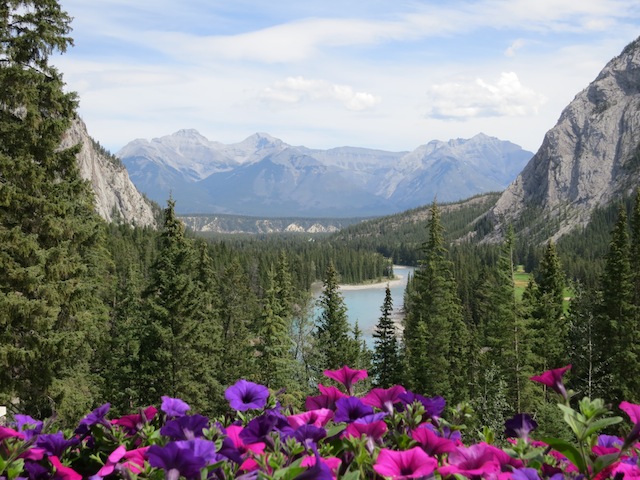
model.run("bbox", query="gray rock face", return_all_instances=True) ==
[60,118,157,227]
[488,37,640,242]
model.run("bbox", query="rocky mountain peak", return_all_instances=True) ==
[485,36,640,243]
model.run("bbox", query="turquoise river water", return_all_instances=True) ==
[313,265,415,346]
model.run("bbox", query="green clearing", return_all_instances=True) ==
[513,265,573,312]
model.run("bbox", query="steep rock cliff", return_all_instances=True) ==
[60,118,157,227]
[485,37,640,242]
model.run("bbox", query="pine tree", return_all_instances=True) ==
[478,226,527,409]
[0,1,108,420]
[258,266,295,390]
[216,257,259,386]
[596,205,638,402]
[372,285,402,388]
[315,261,355,370]
[402,202,469,401]
[529,241,567,373]
[138,200,219,412]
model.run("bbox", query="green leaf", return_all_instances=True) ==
[341,471,362,480]
[542,437,588,474]
[583,416,623,439]
[273,466,306,479]
[593,453,622,474]
[325,423,346,438]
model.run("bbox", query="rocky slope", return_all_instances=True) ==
[483,36,640,243]
[118,131,532,217]
[60,118,157,227]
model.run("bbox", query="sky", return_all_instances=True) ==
[55,0,640,154]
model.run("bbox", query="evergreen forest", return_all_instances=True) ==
[3,0,640,439]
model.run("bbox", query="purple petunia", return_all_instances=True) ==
[504,413,538,441]
[225,380,270,411]
[161,396,190,417]
[161,414,209,440]
[334,396,374,423]
[36,432,79,457]
[76,403,111,434]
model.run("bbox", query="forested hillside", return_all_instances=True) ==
[2,0,640,448]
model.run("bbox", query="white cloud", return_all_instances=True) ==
[260,76,381,111]
[426,72,547,120]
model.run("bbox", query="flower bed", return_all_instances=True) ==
[0,365,638,479]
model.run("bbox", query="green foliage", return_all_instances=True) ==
[0,0,109,421]
[372,286,402,388]
[314,262,359,370]
[403,202,470,401]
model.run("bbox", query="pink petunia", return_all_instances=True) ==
[225,425,266,472]
[305,384,348,411]
[344,420,388,441]
[301,454,342,478]
[438,443,501,478]
[50,455,82,480]
[530,365,571,401]
[112,406,157,435]
[323,366,368,395]
[410,424,456,456]
[287,408,334,428]
[362,385,406,414]
[0,425,25,442]
[374,447,438,479]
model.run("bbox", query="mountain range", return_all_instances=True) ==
[117,131,533,217]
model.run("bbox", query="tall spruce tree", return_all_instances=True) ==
[257,266,295,390]
[0,1,108,420]
[216,257,259,386]
[372,285,402,388]
[315,261,356,370]
[597,205,639,402]
[402,202,469,401]
[138,200,219,412]
[530,241,567,372]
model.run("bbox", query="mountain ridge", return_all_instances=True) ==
[118,131,533,217]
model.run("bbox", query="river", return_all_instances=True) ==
[313,265,415,346]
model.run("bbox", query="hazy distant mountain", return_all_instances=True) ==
[480,35,640,243]
[118,130,533,217]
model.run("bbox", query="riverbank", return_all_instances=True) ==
[338,267,411,291]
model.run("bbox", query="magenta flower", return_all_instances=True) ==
[112,406,157,435]
[0,426,25,442]
[161,396,190,417]
[374,447,438,479]
[345,419,388,441]
[225,379,270,411]
[620,401,640,448]
[305,384,347,411]
[323,366,368,395]
[438,443,501,478]
[288,408,334,428]
[410,424,456,456]
[362,385,406,414]
[50,455,82,480]
[530,365,571,401]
